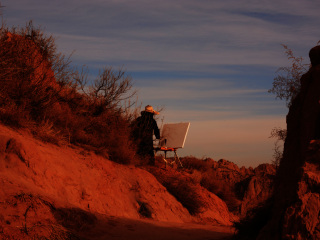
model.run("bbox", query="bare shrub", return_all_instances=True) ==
[269,127,287,168]
[268,44,309,107]
[181,156,213,172]
[0,102,32,128]
[76,66,137,112]
[0,20,139,165]
[33,120,66,146]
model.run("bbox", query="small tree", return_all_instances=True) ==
[268,44,311,167]
[268,42,319,166]
[268,44,309,108]
[269,127,287,168]
[76,66,137,115]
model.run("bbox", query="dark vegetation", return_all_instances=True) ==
[0,22,139,164]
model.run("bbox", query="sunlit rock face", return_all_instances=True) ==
[203,158,276,218]
[239,164,275,217]
[257,46,320,240]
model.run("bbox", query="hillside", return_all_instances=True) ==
[0,24,277,240]
[0,123,237,239]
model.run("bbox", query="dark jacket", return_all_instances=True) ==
[132,111,160,159]
[133,111,160,141]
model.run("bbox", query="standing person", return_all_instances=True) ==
[132,105,160,165]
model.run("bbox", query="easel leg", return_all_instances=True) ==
[174,150,183,168]
[164,151,167,168]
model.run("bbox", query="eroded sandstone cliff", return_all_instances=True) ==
[257,46,320,240]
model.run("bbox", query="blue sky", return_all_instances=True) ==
[2,0,320,167]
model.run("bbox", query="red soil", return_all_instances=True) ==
[0,124,234,239]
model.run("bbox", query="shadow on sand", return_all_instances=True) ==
[52,207,234,240]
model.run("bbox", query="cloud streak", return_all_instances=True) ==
[2,0,319,166]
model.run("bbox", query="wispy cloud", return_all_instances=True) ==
[5,0,319,70]
[138,84,267,103]
[2,0,318,166]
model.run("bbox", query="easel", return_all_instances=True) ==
[153,122,190,169]
[154,146,183,168]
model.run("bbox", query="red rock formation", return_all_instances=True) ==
[257,46,320,240]
[194,158,276,217]
[239,164,275,217]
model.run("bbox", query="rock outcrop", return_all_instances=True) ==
[257,46,320,240]
[205,159,276,217]
[182,158,275,221]
[239,164,275,217]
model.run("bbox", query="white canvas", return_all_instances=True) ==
[159,122,190,149]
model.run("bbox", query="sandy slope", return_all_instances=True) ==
[0,124,234,239]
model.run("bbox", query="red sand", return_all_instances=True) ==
[0,124,235,239]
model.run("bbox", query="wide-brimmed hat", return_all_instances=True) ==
[309,45,320,67]
[144,105,159,115]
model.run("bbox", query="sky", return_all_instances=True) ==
[2,0,320,167]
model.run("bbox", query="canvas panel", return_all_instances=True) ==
[159,122,190,148]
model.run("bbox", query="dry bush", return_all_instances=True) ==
[189,169,203,185]
[0,102,33,129]
[32,119,66,146]
[181,156,214,172]
[96,114,137,165]
[148,167,205,215]
[0,23,67,122]
[0,21,139,165]
[268,44,309,107]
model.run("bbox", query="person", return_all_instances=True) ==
[132,105,160,165]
